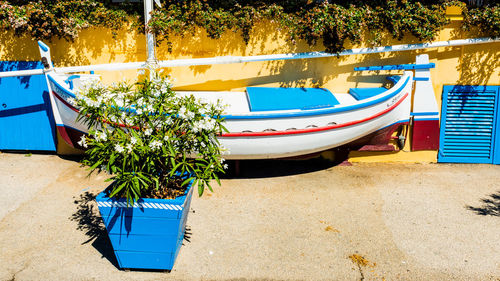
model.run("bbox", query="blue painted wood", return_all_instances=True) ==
[354,63,435,71]
[411,112,439,116]
[108,234,180,252]
[386,75,401,84]
[413,77,430,81]
[37,41,49,52]
[348,87,387,100]
[223,76,410,119]
[102,216,184,235]
[64,75,81,90]
[494,87,500,165]
[96,180,194,270]
[115,251,175,270]
[438,85,499,164]
[0,61,56,151]
[246,87,339,112]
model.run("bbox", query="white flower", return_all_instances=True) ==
[126,143,133,153]
[160,83,169,93]
[114,144,124,153]
[77,135,87,148]
[136,108,143,115]
[149,140,162,151]
[187,112,195,119]
[131,137,138,145]
[95,131,107,142]
[223,164,228,169]
[221,146,230,155]
[85,98,100,108]
[115,98,124,108]
[163,135,169,142]
[144,128,153,136]
[67,97,77,106]
[151,119,162,129]
[178,107,186,119]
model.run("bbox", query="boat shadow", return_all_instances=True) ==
[224,150,349,179]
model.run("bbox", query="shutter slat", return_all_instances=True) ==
[439,86,497,163]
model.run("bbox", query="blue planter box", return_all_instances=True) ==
[96,182,194,270]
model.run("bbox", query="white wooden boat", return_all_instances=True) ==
[0,0,496,157]
[40,42,416,159]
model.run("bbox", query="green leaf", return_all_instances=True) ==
[181,177,193,187]
[198,181,204,197]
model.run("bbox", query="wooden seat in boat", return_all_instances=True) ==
[246,87,339,112]
[349,75,401,100]
[348,87,387,100]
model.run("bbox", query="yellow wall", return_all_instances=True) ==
[0,18,498,162]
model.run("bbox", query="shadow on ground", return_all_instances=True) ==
[70,192,120,269]
[466,191,500,216]
[225,155,343,179]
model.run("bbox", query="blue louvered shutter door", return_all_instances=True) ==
[438,86,499,164]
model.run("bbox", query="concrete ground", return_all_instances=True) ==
[0,153,499,281]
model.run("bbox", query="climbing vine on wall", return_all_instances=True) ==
[462,4,500,37]
[0,0,498,53]
[148,0,498,53]
[0,0,136,41]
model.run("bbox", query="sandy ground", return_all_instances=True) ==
[0,152,499,281]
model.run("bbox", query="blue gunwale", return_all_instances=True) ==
[222,75,410,119]
[48,74,77,98]
[48,72,411,121]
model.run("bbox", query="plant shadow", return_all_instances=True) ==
[70,192,120,269]
[466,191,500,217]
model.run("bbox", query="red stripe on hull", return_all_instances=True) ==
[57,125,86,149]
[51,86,410,145]
[222,93,409,137]
[52,91,79,113]
[411,119,440,150]
[57,126,75,148]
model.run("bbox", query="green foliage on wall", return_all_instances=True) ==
[0,0,498,53]
[0,0,137,40]
[462,4,499,37]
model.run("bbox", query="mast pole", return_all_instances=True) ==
[144,0,157,67]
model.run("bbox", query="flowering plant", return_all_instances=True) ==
[75,72,228,204]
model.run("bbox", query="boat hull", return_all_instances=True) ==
[218,93,410,159]
[45,72,413,159]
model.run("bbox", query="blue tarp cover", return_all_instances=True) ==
[246,87,339,112]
